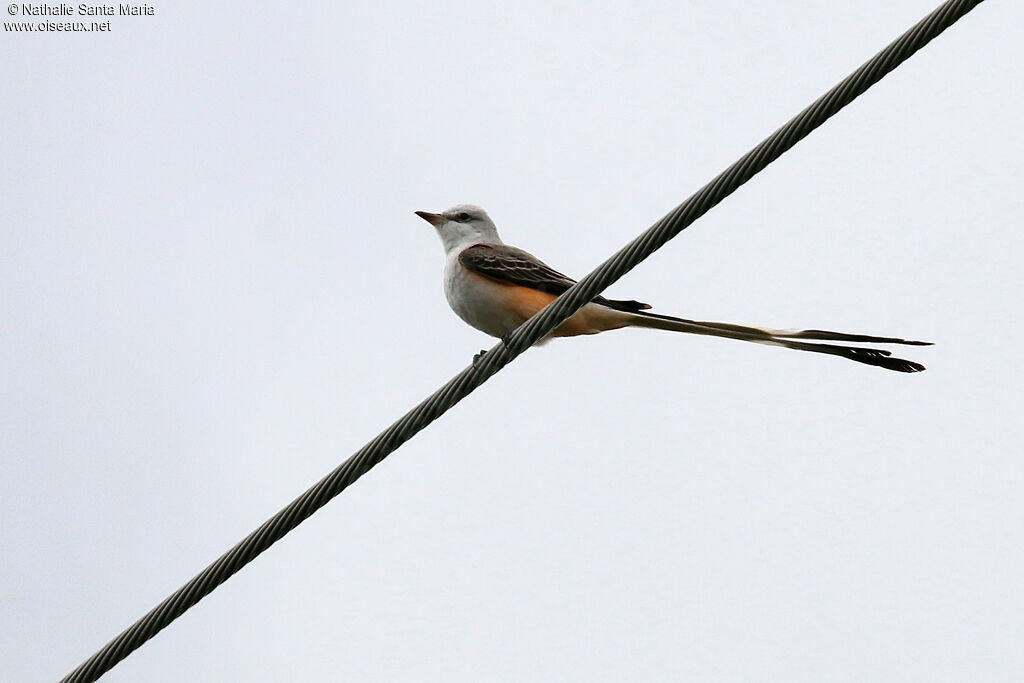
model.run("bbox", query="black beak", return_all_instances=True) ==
[415,211,446,227]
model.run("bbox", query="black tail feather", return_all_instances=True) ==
[783,328,932,346]
[779,339,926,373]
[627,311,929,373]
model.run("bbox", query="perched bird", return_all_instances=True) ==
[416,204,930,372]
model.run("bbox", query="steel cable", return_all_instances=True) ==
[60,1,984,680]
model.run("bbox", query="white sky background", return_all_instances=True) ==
[2,1,1021,681]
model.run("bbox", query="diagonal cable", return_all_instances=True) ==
[60,1,984,680]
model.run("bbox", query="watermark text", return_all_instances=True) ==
[6,3,157,31]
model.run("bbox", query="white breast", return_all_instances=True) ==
[442,253,524,339]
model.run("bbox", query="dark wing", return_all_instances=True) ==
[459,243,651,313]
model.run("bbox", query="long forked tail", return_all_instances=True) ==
[628,311,931,373]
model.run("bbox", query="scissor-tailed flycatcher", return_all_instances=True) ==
[416,204,930,372]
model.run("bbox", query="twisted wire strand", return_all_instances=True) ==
[60,1,984,680]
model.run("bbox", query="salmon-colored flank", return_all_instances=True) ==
[498,284,557,320]
[471,272,630,337]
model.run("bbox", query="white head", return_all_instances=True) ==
[415,204,503,254]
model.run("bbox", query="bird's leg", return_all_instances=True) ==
[475,333,520,367]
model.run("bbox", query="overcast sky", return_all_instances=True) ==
[3,1,1021,681]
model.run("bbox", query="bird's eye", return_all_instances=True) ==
[456,212,471,222]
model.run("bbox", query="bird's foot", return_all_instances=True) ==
[472,349,487,367]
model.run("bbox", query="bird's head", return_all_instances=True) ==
[415,204,502,253]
